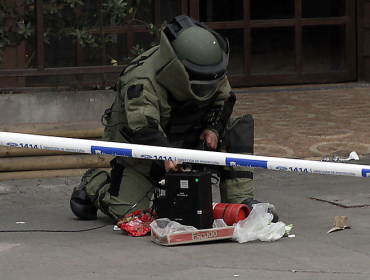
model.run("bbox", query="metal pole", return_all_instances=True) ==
[1,131,370,178]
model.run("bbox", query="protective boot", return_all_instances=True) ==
[70,168,99,220]
[242,198,279,223]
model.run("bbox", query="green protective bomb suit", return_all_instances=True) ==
[70,15,258,222]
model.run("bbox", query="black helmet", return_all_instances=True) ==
[164,15,229,97]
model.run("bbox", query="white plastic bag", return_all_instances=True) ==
[151,218,228,238]
[232,203,286,243]
[150,218,198,237]
[213,219,228,228]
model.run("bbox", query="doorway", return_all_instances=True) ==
[188,0,356,87]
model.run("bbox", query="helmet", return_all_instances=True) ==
[164,15,229,97]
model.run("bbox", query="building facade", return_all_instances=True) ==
[0,0,369,88]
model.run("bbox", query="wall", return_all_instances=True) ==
[0,90,115,125]
[0,90,117,181]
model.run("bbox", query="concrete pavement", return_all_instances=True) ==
[1,168,370,280]
[1,82,370,279]
[234,82,370,160]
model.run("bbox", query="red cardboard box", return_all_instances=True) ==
[151,225,235,246]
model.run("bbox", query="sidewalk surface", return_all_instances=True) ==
[1,82,370,280]
[234,82,370,160]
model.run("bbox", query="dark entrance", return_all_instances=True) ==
[189,0,357,87]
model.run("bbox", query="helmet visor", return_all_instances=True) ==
[190,75,225,98]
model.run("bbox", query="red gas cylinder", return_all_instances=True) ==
[212,203,251,226]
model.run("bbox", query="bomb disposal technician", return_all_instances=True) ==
[70,15,278,223]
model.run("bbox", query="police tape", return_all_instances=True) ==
[1,131,370,178]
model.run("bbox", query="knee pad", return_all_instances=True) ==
[70,188,98,220]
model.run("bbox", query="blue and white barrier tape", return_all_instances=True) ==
[1,131,370,178]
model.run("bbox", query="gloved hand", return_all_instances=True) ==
[164,160,185,173]
[199,129,218,150]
